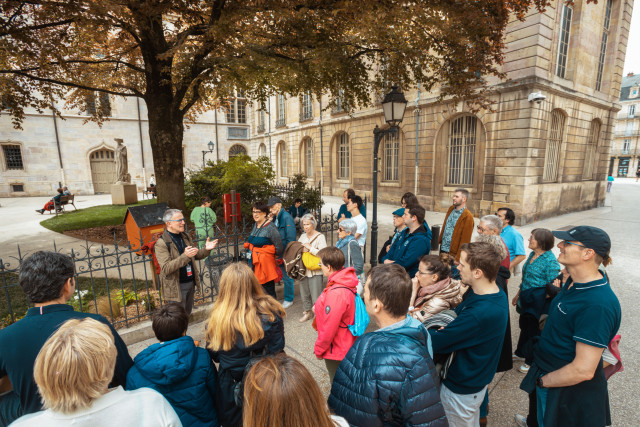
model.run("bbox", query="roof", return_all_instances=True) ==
[620,74,640,102]
[123,202,169,227]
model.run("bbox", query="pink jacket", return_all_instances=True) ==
[314,267,359,361]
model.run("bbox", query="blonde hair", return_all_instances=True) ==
[34,318,116,414]
[206,263,285,351]
[243,354,336,427]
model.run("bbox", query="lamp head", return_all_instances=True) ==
[382,86,407,127]
[207,141,214,152]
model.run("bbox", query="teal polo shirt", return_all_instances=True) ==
[0,304,133,426]
[536,274,621,371]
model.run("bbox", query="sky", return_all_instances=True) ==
[623,4,640,75]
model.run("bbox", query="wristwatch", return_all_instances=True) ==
[536,375,545,388]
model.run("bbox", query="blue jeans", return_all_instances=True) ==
[280,265,295,302]
[480,389,489,418]
[536,386,548,427]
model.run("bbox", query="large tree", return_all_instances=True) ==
[1,0,548,209]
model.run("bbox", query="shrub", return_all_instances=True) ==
[185,155,276,221]
[115,289,137,307]
[279,173,323,214]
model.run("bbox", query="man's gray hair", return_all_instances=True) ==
[163,208,182,223]
[300,213,317,229]
[340,218,357,235]
[473,234,507,260]
[480,215,502,231]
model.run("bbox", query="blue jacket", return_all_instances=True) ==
[288,205,309,219]
[328,320,447,427]
[382,224,432,277]
[126,336,219,427]
[275,208,297,251]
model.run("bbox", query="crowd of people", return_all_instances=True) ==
[1,187,622,427]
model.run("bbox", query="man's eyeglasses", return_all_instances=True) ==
[561,240,588,249]
[167,218,185,223]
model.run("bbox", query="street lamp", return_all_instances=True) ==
[202,141,215,168]
[370,86,407,267]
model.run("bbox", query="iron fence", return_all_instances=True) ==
[1,210,342,329]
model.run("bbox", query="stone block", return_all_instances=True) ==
[111,183,138,205]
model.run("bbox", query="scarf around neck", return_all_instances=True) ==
[336,234,355,249]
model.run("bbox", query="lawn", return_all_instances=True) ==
[40,199,157,233]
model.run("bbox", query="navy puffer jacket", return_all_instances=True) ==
[328,322,448,427]
[126,335,218,427]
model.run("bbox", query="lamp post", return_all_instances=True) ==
[202,141,215,168]
[370,86,408,268]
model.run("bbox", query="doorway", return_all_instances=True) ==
[90,149,116,193]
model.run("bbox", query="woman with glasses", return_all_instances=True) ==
[244,202,283,298]
[512,228,560,373]
[408,254,467,322]
[296,213,327,323]
[206,263,285,427]
[336,219,364,277]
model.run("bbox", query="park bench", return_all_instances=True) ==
[143,186,156,199]
[52,195,76,216]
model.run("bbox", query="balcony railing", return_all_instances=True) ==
[613,131,640,138]
[257,124,265,133]
[275,118,286,128]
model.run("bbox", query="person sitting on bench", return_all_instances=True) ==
[35,188,63,214]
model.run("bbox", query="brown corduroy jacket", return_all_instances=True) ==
[438,205,474,261]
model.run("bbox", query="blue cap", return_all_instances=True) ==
[392,208,405,217]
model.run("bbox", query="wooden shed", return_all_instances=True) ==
[123,202,168,252]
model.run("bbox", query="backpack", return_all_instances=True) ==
[140,232,164,274]
[334,286,369,336]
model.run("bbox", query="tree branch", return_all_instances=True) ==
[8,71,138,97]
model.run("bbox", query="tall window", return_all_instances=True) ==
[447,116,477,186]
[300,93,313,121]
[278,142,288,177]
[2,145,24,170]
[303,138,314,178]
[623,139,631,154]
[85,92,111,116]
[629,105,636,118]
[337,133,350,179]
[543,109,566,182]
[225,91,247,123]
[583,120,601,180]
[277,95,286,127]
[333,89,345,113]
[258,108,266,132]
[383,130,400,181]
[595,0,612,91]
[556,4,573,78]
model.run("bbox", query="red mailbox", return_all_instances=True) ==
[223,193,241,223]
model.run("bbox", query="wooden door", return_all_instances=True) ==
[90,149,116,194]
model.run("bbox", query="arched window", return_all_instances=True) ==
[447,116,478,186]
[277,141,288,177]
[383,130,400,182]
[583,120,601,180]
[302,137,314,178]
[258,143,267,157]
[229,144,247,158]
[337,133,349,180]
[543,109,566,182]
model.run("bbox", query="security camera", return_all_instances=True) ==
[528,92,547,103]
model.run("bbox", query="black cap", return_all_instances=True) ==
[552,226,611,257]
[267,196,282,206]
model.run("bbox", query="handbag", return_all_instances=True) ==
[301,234,322,271]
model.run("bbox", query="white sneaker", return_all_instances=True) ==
[514,414,528,427]
[282,300,293,309]
[518,363,530,373]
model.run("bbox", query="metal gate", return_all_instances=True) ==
[90,149,116,194]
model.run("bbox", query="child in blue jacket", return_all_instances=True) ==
[127,303,219,427]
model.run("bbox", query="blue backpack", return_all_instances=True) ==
[335,286,370,336]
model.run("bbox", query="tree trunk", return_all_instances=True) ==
[146,94,186,212]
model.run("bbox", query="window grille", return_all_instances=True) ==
[543,110,565,182]
[447,116,477,185]
[338,133,350,179]
[279,143,288,177]
[383,131,400,181]
[3,145,24,170]
[229,144,247,158]
[305,138,314,178]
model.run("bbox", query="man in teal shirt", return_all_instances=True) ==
[0,252,133,426]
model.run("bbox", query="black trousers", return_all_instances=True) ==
[262,280,276,299]
[515,312,540,362]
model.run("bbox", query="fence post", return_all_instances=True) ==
[231,189,239,261]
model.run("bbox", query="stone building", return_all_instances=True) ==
[0,91,252,197]
[250,0,632,225]
[609,73,640,177]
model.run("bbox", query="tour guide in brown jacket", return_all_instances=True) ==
[155,208,218,315]
[438,189,474,262]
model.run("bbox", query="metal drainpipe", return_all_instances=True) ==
[50,99,65,186]
[319,98,324,196]
[268,99,272,163]
[414,83,421,194]
[136,97,146,188]
[214,109,220,161]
